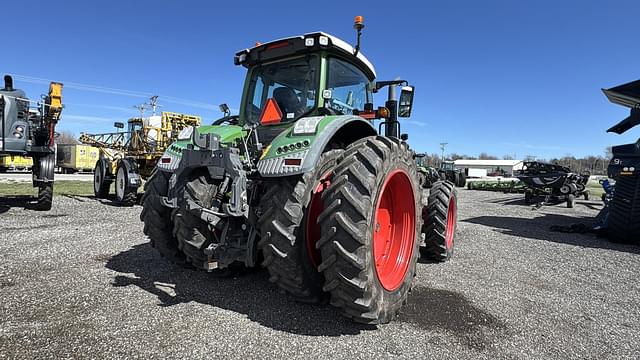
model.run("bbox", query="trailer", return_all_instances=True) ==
[0,155,33,172]
[57,144,99,173]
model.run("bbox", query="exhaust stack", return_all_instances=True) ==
[3,75,13,91]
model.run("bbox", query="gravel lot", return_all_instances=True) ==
[1,189,639,359]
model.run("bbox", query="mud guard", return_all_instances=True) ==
[32,153,55,187]
[257,116,377,177]
[120,157,142,190]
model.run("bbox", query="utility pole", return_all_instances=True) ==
[149,95,160,116]
[134,103,147,118]
[134,96,161,118]
[440,142,448,162]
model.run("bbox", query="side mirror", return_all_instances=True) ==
[219,103,231,117]
[400,133,409,141]
[398,86,415,118]
[114,122,125,129]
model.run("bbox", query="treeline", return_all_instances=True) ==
[419,148,612,175]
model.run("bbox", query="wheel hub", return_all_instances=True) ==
[373,169,415,291]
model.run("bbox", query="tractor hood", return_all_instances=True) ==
[603,79,640,134]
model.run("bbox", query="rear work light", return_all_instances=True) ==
[284,158,302,166]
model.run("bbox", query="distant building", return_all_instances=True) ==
[453,159,524,177]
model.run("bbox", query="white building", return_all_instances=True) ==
[453,159,524,177]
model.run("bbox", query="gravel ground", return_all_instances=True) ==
[0,190,639,359]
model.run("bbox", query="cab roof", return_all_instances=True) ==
[234,32,376,79]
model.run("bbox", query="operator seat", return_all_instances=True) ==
[273,87,303,118]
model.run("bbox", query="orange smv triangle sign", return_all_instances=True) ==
[259,98,283,125]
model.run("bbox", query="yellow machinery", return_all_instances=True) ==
[57,144,100,173]
[80,111,200,205]
[0,155,33,172]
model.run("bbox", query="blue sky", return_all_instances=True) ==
[3,0,639,159]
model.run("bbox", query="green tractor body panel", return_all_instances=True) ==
[256,115,376,177]
[196,125,246,145]
[160,125,247,171]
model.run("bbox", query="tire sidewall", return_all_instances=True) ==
[116,163,128,202]
[298,150,343,280]
[365,140,421,312]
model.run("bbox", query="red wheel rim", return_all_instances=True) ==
[305,172,331,267]
[445,196,456,250]
[373,169,416,291]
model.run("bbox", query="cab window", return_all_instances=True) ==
[325,57,372,115]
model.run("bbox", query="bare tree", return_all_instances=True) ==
[57,130,79,145]
[478,152,498,160]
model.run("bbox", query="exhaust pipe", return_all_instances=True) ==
[3,75,13,91]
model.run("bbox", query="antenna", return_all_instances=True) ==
[353,16,364,56]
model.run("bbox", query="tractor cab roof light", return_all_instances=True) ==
[305,38,314,47]
[319,36,329,46]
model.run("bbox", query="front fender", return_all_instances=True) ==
[257,115,376,177]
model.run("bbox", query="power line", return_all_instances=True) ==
[10,74,218,111]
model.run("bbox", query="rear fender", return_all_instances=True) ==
[257,115,376,177]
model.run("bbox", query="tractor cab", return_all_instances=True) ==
[127,118,144,150]
[441,161,455,171]
[234,30,414,142]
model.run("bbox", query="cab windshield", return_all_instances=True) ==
[243,55,319,124]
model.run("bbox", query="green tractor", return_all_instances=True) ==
[141,18,458,324]
[415,153,440,188]
[439,160,466,187]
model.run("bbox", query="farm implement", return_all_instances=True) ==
[516,161,590,208]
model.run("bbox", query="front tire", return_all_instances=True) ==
[115,162,137,206]
[93,159,111,198]
[32,153,55,211]
[140,169,189,266]
[318,136,421,324]
[34,183,53,211]
[259,150,342,303]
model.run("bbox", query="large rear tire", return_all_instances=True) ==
[318,136,421,324]
[608,175,640,244]
[259,150,342,303]
[420,180,458,261]
[140,169,189,266]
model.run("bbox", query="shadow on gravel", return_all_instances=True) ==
[464,214,640,254]
[488,197,604,210]
[398,287,505,350]
[0,195,45,214]
[105,243,375,336]
[58,194,143,207]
